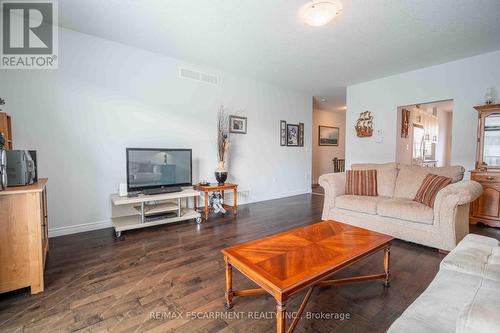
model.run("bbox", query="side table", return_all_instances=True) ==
[193,183,238,221]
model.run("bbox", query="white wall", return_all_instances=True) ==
[0,29,312,236]
[312,109,345,183]
[346,50,500,171]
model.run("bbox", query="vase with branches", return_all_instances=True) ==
[215,106,230,184]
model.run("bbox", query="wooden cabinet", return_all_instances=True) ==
[0,179,48,294]
[470,104,500,227]
[0,112,12,149]
[470,171,500,226]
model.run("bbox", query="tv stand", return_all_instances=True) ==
[111,188,201,237]
[142,186,182,195]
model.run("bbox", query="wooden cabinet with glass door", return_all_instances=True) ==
[470,104,500,227]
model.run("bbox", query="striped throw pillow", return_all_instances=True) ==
[345,170,378,196]
[414,174,452,207]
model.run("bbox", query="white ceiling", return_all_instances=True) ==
[58,0,500,110]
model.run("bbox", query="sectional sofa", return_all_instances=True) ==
[389,233,500,332]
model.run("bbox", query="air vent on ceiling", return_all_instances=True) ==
[179,66,218,86]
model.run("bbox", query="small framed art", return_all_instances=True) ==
[287,124,299,147]
[280,120,287,146]
[230,116,247,134]
[319,126,339,146]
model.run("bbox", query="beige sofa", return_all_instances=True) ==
[389,233,500,332]
[319,163,483,251]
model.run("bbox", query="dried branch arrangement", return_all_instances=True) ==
[216,105,230,171]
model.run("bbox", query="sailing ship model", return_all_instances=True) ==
[355,111,373,137]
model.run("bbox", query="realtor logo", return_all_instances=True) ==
[1,0,58,69]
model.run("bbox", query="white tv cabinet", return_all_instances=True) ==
[111,188,201,237]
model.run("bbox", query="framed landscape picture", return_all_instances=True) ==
[287,124,299,146]
[319,126,339,146]
[280,120,287,146]
[229,116,247,134]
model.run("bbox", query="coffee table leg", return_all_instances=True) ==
[384,246,391,288]
[225,259,233,309]
[276,301,286,333]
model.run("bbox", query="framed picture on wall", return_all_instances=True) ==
[280,120,287,146]
[287,124,299,146]
[298,122,304,147]
[229,116,247,134]
[319,126,339,146]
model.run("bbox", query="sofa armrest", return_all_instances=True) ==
[434,180,483,250]
[319,172,346,220]
[435,180,483,207]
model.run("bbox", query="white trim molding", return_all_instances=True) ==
[251,189,312,204]
[48,219,112,238]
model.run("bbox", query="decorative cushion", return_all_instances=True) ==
[351,162,398,197]
[394,165,465,199]
[414,174,452,207]
[345,169,378,196]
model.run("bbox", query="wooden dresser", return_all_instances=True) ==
[470,104,500,227]
[0,179,48,294]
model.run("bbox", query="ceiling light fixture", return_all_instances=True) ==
[302,1,342,27]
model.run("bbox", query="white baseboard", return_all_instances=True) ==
[47,189,312,237]
[248,189,312,204]
[48,219,112,238]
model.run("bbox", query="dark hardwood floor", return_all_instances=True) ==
[1,194,499,333]
[311,184,324,195]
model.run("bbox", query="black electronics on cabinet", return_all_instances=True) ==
[6,150,37,186]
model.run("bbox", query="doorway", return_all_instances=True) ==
[311,101,346,190]
[396,100,453,167]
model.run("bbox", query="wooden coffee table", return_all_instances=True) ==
[221,220,393,333]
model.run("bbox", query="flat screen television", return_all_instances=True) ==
[126,148,192,193]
